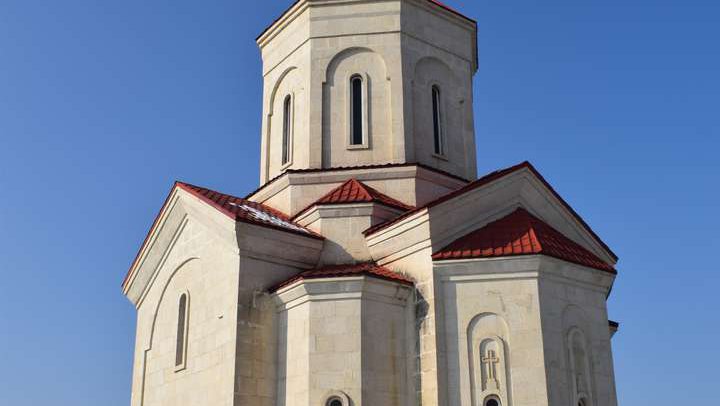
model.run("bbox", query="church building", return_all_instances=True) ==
[121,1,620,406]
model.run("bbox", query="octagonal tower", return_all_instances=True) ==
[257,0,478,184]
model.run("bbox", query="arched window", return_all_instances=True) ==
[282,95,292,165]
[175,293,189,368]
[350,75,364,145]
[432,85,445,156]
[484,397,500,406]
[326,398,343,406]
[323,392,349,406]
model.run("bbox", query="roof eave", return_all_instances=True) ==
[122,182,324,292]
[122,182,182,292]
[431,253,617,275]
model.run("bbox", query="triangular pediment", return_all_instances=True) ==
[122,182,324,305]
[292,178,414,221]
[365,162,617,267]
[432,208,615,273]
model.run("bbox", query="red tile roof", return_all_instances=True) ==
[432,208,616,274]
[122,182,321,289]
[176,182,322,239]
[364,161,618,262]
[271,262,414,292]
[293,178,414,219]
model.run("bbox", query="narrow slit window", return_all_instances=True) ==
[432,85,444,155]
[175,293,188,367]
[282,95,292,165]
[350,75,364,145]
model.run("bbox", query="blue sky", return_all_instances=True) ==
[0,0,718,404]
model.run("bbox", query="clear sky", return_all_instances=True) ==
[0,0,718,404]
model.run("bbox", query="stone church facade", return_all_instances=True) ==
[121,1,620,406]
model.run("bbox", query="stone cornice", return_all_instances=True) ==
[257,0,476,49]
[273,275,413,311]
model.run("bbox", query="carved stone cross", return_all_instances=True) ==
[482,349,500,382]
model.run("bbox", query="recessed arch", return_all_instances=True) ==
[265,66,302,179]
[413,56,456,85]
[138,257,200,405]
[467,313,512,406]
[323,47,388,85]
[321,46,392,167]
[267,66,299,113]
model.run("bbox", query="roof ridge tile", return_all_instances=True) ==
[293,178,414,219]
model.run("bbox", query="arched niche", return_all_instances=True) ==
[562,305,597,406]
[412,56,462,164]
[567,327,595,406]
[139,257,201,406]
[467,313,512,406]
[266,66,303,179]
[321,47,391,168]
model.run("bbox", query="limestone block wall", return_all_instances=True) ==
[537,259,618,406]
[310,1,405,170]
[296,203,405,265]
[259,5,312,183]
[372,242,443,406]
[130,219,240,406]
[233,257,303,406]
[257,0,479,184]
[436,257,551,406]
[275,277,412,406]
[276,297,312,406]
[361,283,413,406]
[401,0,477,181]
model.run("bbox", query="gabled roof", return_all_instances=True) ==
[271,262,413,292]
[176,182,322,239]
[122,181,322,289]
[432,208,616,274]
[364,161,618,262]
[293,178,414,219]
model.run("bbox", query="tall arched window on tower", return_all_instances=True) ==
[175,293,189,370]
[432,85,445,156]
[350,75,364,146]
[282,94,293,166]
